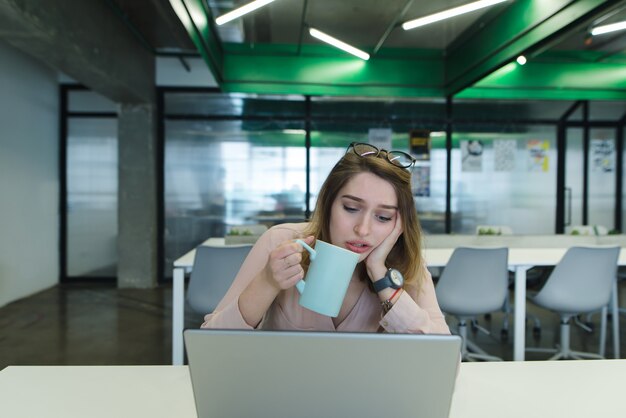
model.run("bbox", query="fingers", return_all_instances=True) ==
[365,214,404,272]
[267,238,314,290]
[391,213,404,241]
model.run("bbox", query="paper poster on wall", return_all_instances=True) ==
[368,128,392,150]
[412,166,430,197]
[494,139,516,172]
[591,139,614,172]
[527,140,549,172]
[461,140,483,172]
[409,130,431,161]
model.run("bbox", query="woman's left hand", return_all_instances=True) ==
[365,214,403,279]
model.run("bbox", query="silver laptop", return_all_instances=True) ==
[184,329,461,418]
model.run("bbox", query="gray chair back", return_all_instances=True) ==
[186,245,253,314]
[532,246,619,314]
[436,247,509,316]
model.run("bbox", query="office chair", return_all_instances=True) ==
[436,247,509,361]
[186,245,253,315]
[525,246,619,360]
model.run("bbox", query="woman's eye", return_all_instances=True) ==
[377,215,392,222]
[343,205,358,213]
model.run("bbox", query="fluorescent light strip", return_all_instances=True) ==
[402,0,510,30]
[215,0,276,26]
[591,20,626,36]
[309,28,370,60]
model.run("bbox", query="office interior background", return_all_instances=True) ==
[2,0,626,327]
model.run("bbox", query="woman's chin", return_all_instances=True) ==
[357,253,370,263]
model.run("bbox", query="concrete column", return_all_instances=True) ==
[117,103,158,288]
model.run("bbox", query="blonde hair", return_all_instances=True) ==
[303,150,424,293]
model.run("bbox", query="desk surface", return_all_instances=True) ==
[175,238,626,269]
[2,361,625,418]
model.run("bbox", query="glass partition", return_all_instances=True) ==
[161,90,626,279]
[164,119,306,271]
[450,125,557,234]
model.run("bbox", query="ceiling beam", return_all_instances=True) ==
[0,0,154,103]
[171,0,224,83]
[445,0,621,96]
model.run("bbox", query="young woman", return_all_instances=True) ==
[201,142,450,334]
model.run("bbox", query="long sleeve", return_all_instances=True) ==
[378,265,450,334]
[200,224,305,329]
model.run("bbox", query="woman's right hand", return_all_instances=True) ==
[265,235,315,290]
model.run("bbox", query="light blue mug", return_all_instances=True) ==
[295,239,360,317]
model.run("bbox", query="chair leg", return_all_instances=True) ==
[573,316,593,332]
[599,305,607,357]
[570,351,604,360]
[457,321,469,359]
[456,320,502,361]
[541,318,607,360]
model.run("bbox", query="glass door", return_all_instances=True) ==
[564,127,617,233]
[588,128,616,231]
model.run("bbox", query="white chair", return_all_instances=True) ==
[435,247,509,361]
[186,245,253,315]
[526,246,619,360]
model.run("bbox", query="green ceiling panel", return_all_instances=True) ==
[173,0,626,101]
[220,45,444,97]
[445,0,616,95]
[458,52,626,100]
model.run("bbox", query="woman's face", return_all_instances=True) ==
[329,172,398,262]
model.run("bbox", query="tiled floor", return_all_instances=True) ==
[0,281,624,370]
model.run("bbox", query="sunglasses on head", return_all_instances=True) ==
[346,142,416,169]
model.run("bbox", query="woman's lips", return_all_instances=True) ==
[346,241,371,254]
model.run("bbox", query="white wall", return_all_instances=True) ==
[0,41,59,307]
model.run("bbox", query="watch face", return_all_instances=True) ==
[389,269,403,286]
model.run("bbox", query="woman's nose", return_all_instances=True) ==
[354,216,370,237]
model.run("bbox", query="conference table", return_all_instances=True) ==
[2,361,625,417]
[172,239,625,365]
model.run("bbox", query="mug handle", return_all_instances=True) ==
[294,239,316,294]
[296,239,316,260]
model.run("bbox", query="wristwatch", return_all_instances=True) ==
[373,268,404,293]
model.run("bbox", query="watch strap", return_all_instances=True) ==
[373,274,391,292]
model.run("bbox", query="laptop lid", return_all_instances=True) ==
[184,329,461,418]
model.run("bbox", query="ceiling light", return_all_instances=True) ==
[309,28,370,61]
[282,129,306,135]
[402,0,510,30]
[591,20,626,36]
[516,55,527,65]
[215,0,276,26]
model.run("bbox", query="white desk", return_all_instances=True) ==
[2,361,626,418]
[172,242,624,365]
